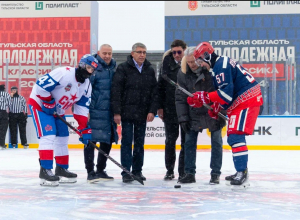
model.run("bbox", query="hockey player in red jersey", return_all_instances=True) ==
[29,54,98,186]
[187,42,263,186]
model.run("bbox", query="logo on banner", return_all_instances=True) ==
[250,1,260,7]
[35,2,43,10]
[188,1,198,11]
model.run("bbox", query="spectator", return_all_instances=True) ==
[157,39,187,181]
[0,84,11,150]
[176,47,226,184]
[9,86,29,149]
[111,42,158,183]
[85,44,119,183]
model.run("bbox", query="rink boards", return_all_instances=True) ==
[8,116,300,150]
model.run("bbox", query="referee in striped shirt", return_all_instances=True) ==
[0,84,11,149]
[9,86,29,149]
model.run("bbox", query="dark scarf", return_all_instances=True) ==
[75,67,91,83]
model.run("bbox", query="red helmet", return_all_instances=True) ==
[193,42,214,66]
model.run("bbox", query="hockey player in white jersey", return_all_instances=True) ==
[29,54,99,186]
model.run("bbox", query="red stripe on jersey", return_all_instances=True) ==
[32,108,43,137]
[28,98,42,111]
[232,146,248,153]
[73,114,88,130]
[55,155,69,165]
[208,91,228,105]
[39,150,53,160]
[36,95,52,102]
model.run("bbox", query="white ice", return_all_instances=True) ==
[0,148,300,220]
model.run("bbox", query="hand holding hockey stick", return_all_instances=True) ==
[161,74,228,121]
[53,112,144,185]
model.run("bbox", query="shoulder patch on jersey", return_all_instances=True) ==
[222,57,228,69]
[64,83,72,92]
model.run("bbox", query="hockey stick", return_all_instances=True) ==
[161,74,228,121]
[53,112,144,185]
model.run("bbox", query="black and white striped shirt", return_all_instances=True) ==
[0,91,12,111]
[9,95,27,113]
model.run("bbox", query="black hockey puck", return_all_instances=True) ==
[174,184,181,188]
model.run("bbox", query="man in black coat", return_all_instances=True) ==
[176,47,226,184]
[111,42,158,183]
[157,40,187,181]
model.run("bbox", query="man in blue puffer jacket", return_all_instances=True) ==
[84,44,119,183]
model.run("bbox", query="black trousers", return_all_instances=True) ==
[0,110,9,146]
[84,141,112,173]
[8,112,27,145]
[84,128,114,173]
[164,122,186,176]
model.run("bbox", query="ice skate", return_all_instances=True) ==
[39,167,59,187]
[225,172,237,181]
[55,166,77,183]
[225,172,238,186]
[0,145,6,150]
[230,169,250,190]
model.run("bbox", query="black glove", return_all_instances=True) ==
[180,121,190,133]
[24,113,28,119]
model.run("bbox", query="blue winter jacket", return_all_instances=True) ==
[89,54,118,144]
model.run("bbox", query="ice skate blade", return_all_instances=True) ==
[40,179,59,187]
[230,181,250,190]
[58,177,77,183]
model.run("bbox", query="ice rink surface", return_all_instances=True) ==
[0,148,300,220]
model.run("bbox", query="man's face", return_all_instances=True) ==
[85,64,95,74]
[131,47,146,65]
[197,59,211,70]
[11,89,17,94]
[171,46,185,62]
[186,55,199,71]
[98,46,112,65]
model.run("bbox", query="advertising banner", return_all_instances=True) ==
[21,116,300,150]
[165,1,300,114]
[0,1,98,114]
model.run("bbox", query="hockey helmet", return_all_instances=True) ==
[79,54,99,72]
[193,42,214,66]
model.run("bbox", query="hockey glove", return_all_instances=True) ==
[79,126,92,145]
[208,102,222,120]
[187,91,210,108]
[42,99,56,115]
[180,121,190,133]
[187,94,202,108]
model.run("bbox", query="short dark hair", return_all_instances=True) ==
[170,39,187,50]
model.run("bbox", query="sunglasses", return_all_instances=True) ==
[172,50,182,55]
